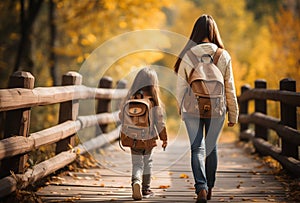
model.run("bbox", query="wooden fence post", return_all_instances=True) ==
[254,79,268,140]
[96,77,112,134]
[0,71,34,178]
[115,79,127,125]
[280,78,298,159]
[56,71,82,154]
[239,84,251,140]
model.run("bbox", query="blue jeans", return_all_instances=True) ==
[131,148,153,191]
[184,114,225,194]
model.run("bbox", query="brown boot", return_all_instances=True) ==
[196,189,207,203]
[207,188,212,200]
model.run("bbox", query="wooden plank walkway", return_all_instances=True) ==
[36,133,291,202]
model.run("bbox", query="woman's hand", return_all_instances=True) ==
[228,122,235,127]
[162,140,168,150]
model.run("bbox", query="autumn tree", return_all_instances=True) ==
[268,7,300,90]
[51,0,172,86]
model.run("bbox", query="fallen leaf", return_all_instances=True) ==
[68,172,77,178]
[68,165,74,171]
[159,185,170,189]
[80,169,87,173]
[255,164,265,169]
[180,173,189,179]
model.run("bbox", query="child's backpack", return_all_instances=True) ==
[119,90,155,148]
[182,48,226,118]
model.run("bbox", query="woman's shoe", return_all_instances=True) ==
[207,188,212,200]
[196,189,207,203]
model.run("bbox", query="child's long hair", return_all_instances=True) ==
[124,67,161,107]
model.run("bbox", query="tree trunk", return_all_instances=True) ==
[49,0,59,86]
[14,0,44,73]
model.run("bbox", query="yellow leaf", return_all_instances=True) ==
[68,165,74,171]
[180,173,189,179]
[242,198,251,201]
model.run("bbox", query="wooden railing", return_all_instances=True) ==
[238,78,300,177]
[0,71,127,198]
[1,71,299,197]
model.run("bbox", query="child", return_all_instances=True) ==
[119,67,168,200]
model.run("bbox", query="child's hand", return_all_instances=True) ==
[162,140,167,150]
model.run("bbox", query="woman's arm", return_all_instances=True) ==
[176,55,192,113]
[224,59,239,124]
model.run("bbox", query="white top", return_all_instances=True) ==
[176,43,239,123]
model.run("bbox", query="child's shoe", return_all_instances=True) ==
[142,189,154,198]
[132,183,142,200]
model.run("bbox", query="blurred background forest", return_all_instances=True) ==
[0,0,299,143]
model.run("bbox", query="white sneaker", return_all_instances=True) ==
[132,182,142,200]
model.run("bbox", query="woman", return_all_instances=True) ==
[174,14,239,203]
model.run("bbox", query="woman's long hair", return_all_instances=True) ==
[124,67,161,107]
[174,14,225,73]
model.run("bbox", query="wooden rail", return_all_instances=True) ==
[0,71,127,198]
[238,78,300,177]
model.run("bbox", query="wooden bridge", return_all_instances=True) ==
[0,71,299,202]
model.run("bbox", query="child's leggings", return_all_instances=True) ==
[131,148,153,190]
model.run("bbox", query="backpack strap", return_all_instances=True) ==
[186,48,223,81]
[186,50,199,67]
[186,50,199,80]
[213,48,223,65]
